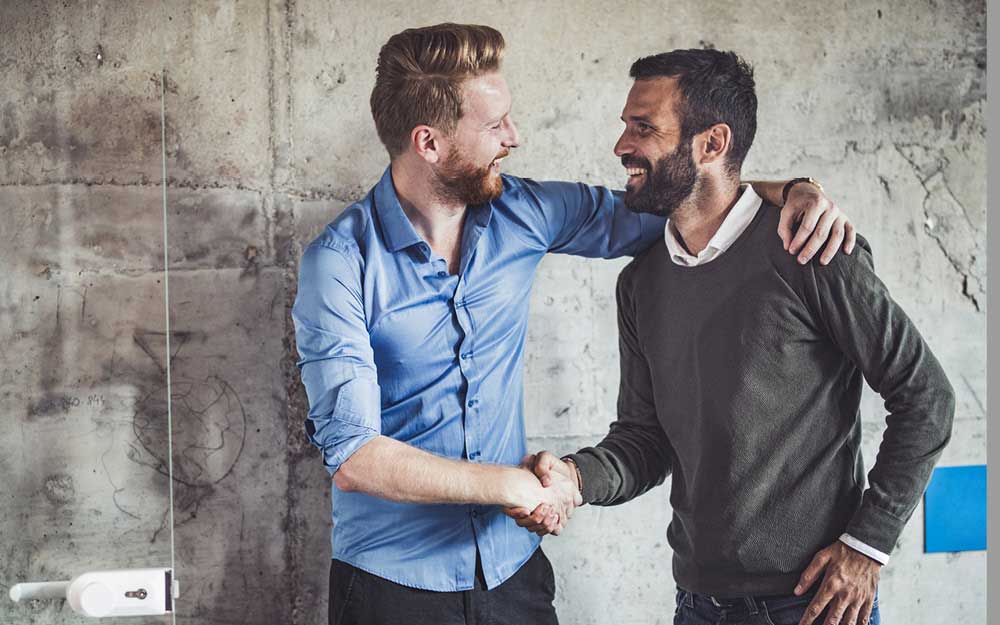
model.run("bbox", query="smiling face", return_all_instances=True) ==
[614,77,699,217]
[433,71,521,205]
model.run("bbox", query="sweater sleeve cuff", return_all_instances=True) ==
[839,533,890,565]
[844,499,906,556]
[564,450,609,505]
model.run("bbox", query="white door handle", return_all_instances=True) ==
[9,581,70,602]
[9,568,178,618]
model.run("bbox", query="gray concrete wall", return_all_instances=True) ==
[0,1,985,624]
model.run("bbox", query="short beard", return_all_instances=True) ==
[623,138,698,218]
[434,148,504,207]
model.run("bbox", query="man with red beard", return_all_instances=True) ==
[511,49,954,625]
[292,25,854,625]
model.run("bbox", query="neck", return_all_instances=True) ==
[390,157,467,246]
[671,175,742,256]
[390,157,467,273]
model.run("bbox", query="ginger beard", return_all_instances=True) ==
[623,137,698,218]
[434,146,508,206]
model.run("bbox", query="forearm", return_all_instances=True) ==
[568,422,672,506]
[847,370,955,552]
[333,435,535,508]
[580,275,673,506]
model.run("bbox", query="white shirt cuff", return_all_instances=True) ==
[839,533,890,565]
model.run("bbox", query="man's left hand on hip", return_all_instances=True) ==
[794,540,881,625]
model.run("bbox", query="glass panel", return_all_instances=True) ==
[158,3,297,624]
[1,2,174,622]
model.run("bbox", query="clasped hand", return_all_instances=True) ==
[503,451,580,536]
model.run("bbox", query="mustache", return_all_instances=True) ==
[493,149,511,162]
[621,155,651,169]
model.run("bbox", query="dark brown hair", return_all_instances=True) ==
[630,49,757,176]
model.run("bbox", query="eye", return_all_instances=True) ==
[491,121,503,130]
[637,122,654,136]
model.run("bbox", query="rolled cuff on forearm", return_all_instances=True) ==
[844,500,908,556]
[839,533,891,565]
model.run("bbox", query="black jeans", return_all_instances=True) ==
[329,548,559,625]
[673,587,881,625]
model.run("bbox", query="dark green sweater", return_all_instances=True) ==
[569,203,955,596]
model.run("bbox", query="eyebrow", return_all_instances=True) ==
[487,107,512,127]
[622,114,656,125]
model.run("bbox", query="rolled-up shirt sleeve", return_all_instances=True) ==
[516,178,665,258]
[292,239,381,475]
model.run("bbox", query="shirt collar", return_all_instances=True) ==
[373,165,496,257]
[374,166,425,253]
[664,184,763,265]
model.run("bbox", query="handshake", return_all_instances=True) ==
[501,451,582,536]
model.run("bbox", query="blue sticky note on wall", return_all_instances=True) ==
[924,465,987,552]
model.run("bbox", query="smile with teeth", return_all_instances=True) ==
[626,167,647,178]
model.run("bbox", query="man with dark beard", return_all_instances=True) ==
[510,50,955,625]
[293,25,854,625]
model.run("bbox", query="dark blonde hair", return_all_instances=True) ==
[371,23,505,157]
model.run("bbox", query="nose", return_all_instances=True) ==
[503,117,521,148]
[613,130,632,158]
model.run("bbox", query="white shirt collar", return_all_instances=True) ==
[664,185,763,266]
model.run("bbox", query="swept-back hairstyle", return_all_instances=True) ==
[371,23,505,157]
[630,49,757,175]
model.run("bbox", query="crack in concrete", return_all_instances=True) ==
[0,178,356,203]
[958,374,986,417]
[758,140,885,177]
[0,177,263,193]
[892,143,983,312]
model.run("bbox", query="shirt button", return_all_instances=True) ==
[437,271,447,277]
[467,398,478,407]
[469,451,480,460]
[471,509,479,518]
[461,352,472,359]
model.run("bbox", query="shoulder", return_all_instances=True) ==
[310,201,373,255]
[751,204,874,277]
[497,173,555,198]
[300,200,375,283]
[496,174,606,208]
[809,232,875,282]
[493,174,553,214]
[618,239,664,293]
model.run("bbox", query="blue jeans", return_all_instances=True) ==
[674,588,881,625]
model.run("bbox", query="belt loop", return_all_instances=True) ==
[684,591,695,608]
[744,596,759,615]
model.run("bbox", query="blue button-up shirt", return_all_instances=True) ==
[292,166,664,591]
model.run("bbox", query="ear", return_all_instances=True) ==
[694,123,732,167]
[410,125,444,164]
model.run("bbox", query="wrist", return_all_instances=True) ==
[838,534,890,566]
[498,466,539,509]
[561,457,583,495]
[781,177,823,204]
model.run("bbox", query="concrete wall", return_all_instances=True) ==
[0,1,985,624]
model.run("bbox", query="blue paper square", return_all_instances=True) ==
[924,465,987,553]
